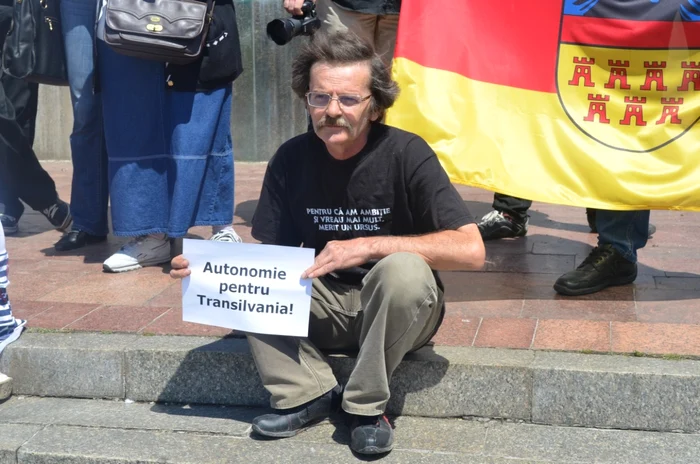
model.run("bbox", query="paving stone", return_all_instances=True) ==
[6,398,700,464]
[0,333,136,398]
[0,397,80,425]
[430,314,480,346]
[474,318,536,349]
[5,334,700,433]
[382,347,533,419]
[15,425,480,464]
[0,424,43,464]
[612,322,700,356]
[531,352,700,432]
[532,319,611,352]
[125,336,267,406]
[0,397,257,436]
[484,422,700,464]
[56,400,257,436]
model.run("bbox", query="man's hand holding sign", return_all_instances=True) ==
[179,240,314,337]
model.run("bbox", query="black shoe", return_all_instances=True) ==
[251,385,342,438]
[586,209,656,238]
[349,414,394,455]
[54,230,107,252]
[0,214,18,235]
[477,210,528,241]
[41,200,72,232]
[554,244,637,296]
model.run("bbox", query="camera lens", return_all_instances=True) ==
[266,19,294,45]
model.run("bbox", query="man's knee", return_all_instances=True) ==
[363,252,436,302]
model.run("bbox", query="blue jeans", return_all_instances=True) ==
[61,0,109,236]
[596,209,650,263]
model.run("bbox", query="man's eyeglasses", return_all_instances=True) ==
[305,92,371,108]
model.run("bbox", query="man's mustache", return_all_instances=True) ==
[316,117,351,129]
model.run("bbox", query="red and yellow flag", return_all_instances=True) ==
[386,1,700,211]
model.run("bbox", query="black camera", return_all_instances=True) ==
[266,1,320,46]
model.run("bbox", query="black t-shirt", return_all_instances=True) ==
[251,123,475,282]
[331,0,400,15]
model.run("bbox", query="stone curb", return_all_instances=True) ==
[1,333,699,432]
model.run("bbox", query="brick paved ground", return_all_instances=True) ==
[6,161,700,357]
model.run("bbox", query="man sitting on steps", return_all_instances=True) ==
[170,32,485,455]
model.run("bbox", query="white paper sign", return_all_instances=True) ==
[182,239,315,337]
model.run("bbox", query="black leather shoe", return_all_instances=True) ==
[252,385,342,438]
[350,414,394,455]
[54,230,107,252]
[554,244,637,296]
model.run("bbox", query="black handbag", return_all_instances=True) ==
[104,0,214,65]
[1,0,68,86]
[198,0,242,84]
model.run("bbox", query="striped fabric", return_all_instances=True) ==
[0,222,24,348]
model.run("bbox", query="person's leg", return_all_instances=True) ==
[0,67,38,233]
[1,72,38,145]
[492,193,532,220]
[248,276,359,436]
[248,277,359,409]
[55,0,109,249]
[554,209,649,296]
[586,208,656,237]
[343,253,442,415]
[0,76,70,231]
[477,193,532,240]
[596,209,650,262]
[343,252,443,454]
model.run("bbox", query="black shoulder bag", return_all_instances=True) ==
[1,0,68,86]
[103,0,214,65]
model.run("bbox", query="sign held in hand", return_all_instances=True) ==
[182,239,314,337]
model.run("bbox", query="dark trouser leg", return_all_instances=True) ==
[492,193,532,221]
[596,209,650,263]
[0,70,39,219]
[1,71,38,145]
[0,75,58,214]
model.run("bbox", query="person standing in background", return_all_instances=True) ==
[0,0,72,235]
[53,0,110,252]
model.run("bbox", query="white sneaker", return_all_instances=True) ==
[103,234,171,273]
[209,227,243,243]
[0,372,12,401]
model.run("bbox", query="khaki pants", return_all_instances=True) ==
[316,0,399,64]
[247,252,443,416]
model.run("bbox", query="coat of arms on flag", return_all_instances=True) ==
[557,0,700,152]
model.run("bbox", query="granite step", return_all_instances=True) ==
[1,332,699,433]
[1,397,699,464]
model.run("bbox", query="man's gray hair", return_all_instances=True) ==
[291,32,400,120]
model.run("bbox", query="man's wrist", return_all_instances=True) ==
[362,236,385,261]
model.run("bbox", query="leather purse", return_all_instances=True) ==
[1,0,68,86]
[104,0,214,65]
